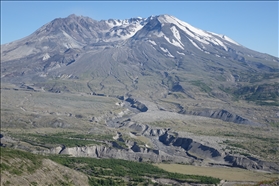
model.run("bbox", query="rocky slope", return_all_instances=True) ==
[1,14,278,126]
[1,14,279,175]
[35,119,279,173]
[1,148,89,186]
[1,14,278,86]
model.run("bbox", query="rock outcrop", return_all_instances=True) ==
[49,144,191,164]
[43,122,279,173]
[224,155,279,172]
[183,109,261,126]
[125,98,148,112]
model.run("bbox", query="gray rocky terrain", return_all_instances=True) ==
[1,14,279,177]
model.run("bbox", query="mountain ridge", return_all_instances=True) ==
[2,14,277,63]
[1,14,278,125]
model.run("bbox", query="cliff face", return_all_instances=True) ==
[41,124,279,173]
[46,143,279,173]
[224,155,279,172]
[183,109,261,126]
[46,144,191,164]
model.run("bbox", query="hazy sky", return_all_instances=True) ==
[1,1,278,57]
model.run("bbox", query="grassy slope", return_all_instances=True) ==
[0,147,221,185]
[0,147,89,186]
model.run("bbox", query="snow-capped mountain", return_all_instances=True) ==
[2,14,279,176]
[1,14,278,87]
[135,15,239,51]
[1,13,279,146]
[2,14,276,61]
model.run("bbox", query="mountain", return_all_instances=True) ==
[1,14,279,175]
[2,14,277,79]
[2,14,278,122]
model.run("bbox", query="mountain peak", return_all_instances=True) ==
[106,16,146,26]
[66,14,86,19]
[2,13,277,65]
[68,14,78,18]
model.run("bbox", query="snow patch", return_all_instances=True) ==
[167,53,174,58]
[159,15,211,39]
[177,51,185,55]
[42,53,50,61]
[170,26,181,40]
[223,35,240,45]
[204,51,210,54]
[172,16,211,38]
[148,40,157,45]
[150,45,156,50]
[188,37,203,51]
[153,31,164,37]
[160,47,168,53]
[164,35,184,50]
[39,73,48,77]
[170,26,184,47]
[158,15,204,42]
[194,36,210,45]
[158,15,233,51]
[209,32,240,46]
[104,18,146,42]
[106,19,125,27]
[211,38,228,51]
[160,47,174,58]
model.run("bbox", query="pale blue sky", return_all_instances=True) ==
[1,1,278,57]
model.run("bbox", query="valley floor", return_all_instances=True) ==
[155,163,279,182]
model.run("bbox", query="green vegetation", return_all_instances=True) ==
[238,72,279,83]
[30,182,38,186]
[190,80,212,93]
[223,140,246,149]
[215,75,226,82]
[49,155,221,185]
[219,83,279,106]
[251,178,279,186]
[162,75,179,92]
[236,83,279,105]
[35,79,89,93]
[270,122,279,128]
[0,144,217,185]
[3,181,11,186]
[0,147,43,175]
[88,177,125,186]
[10,132,114,148]
[221,133,279,161]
